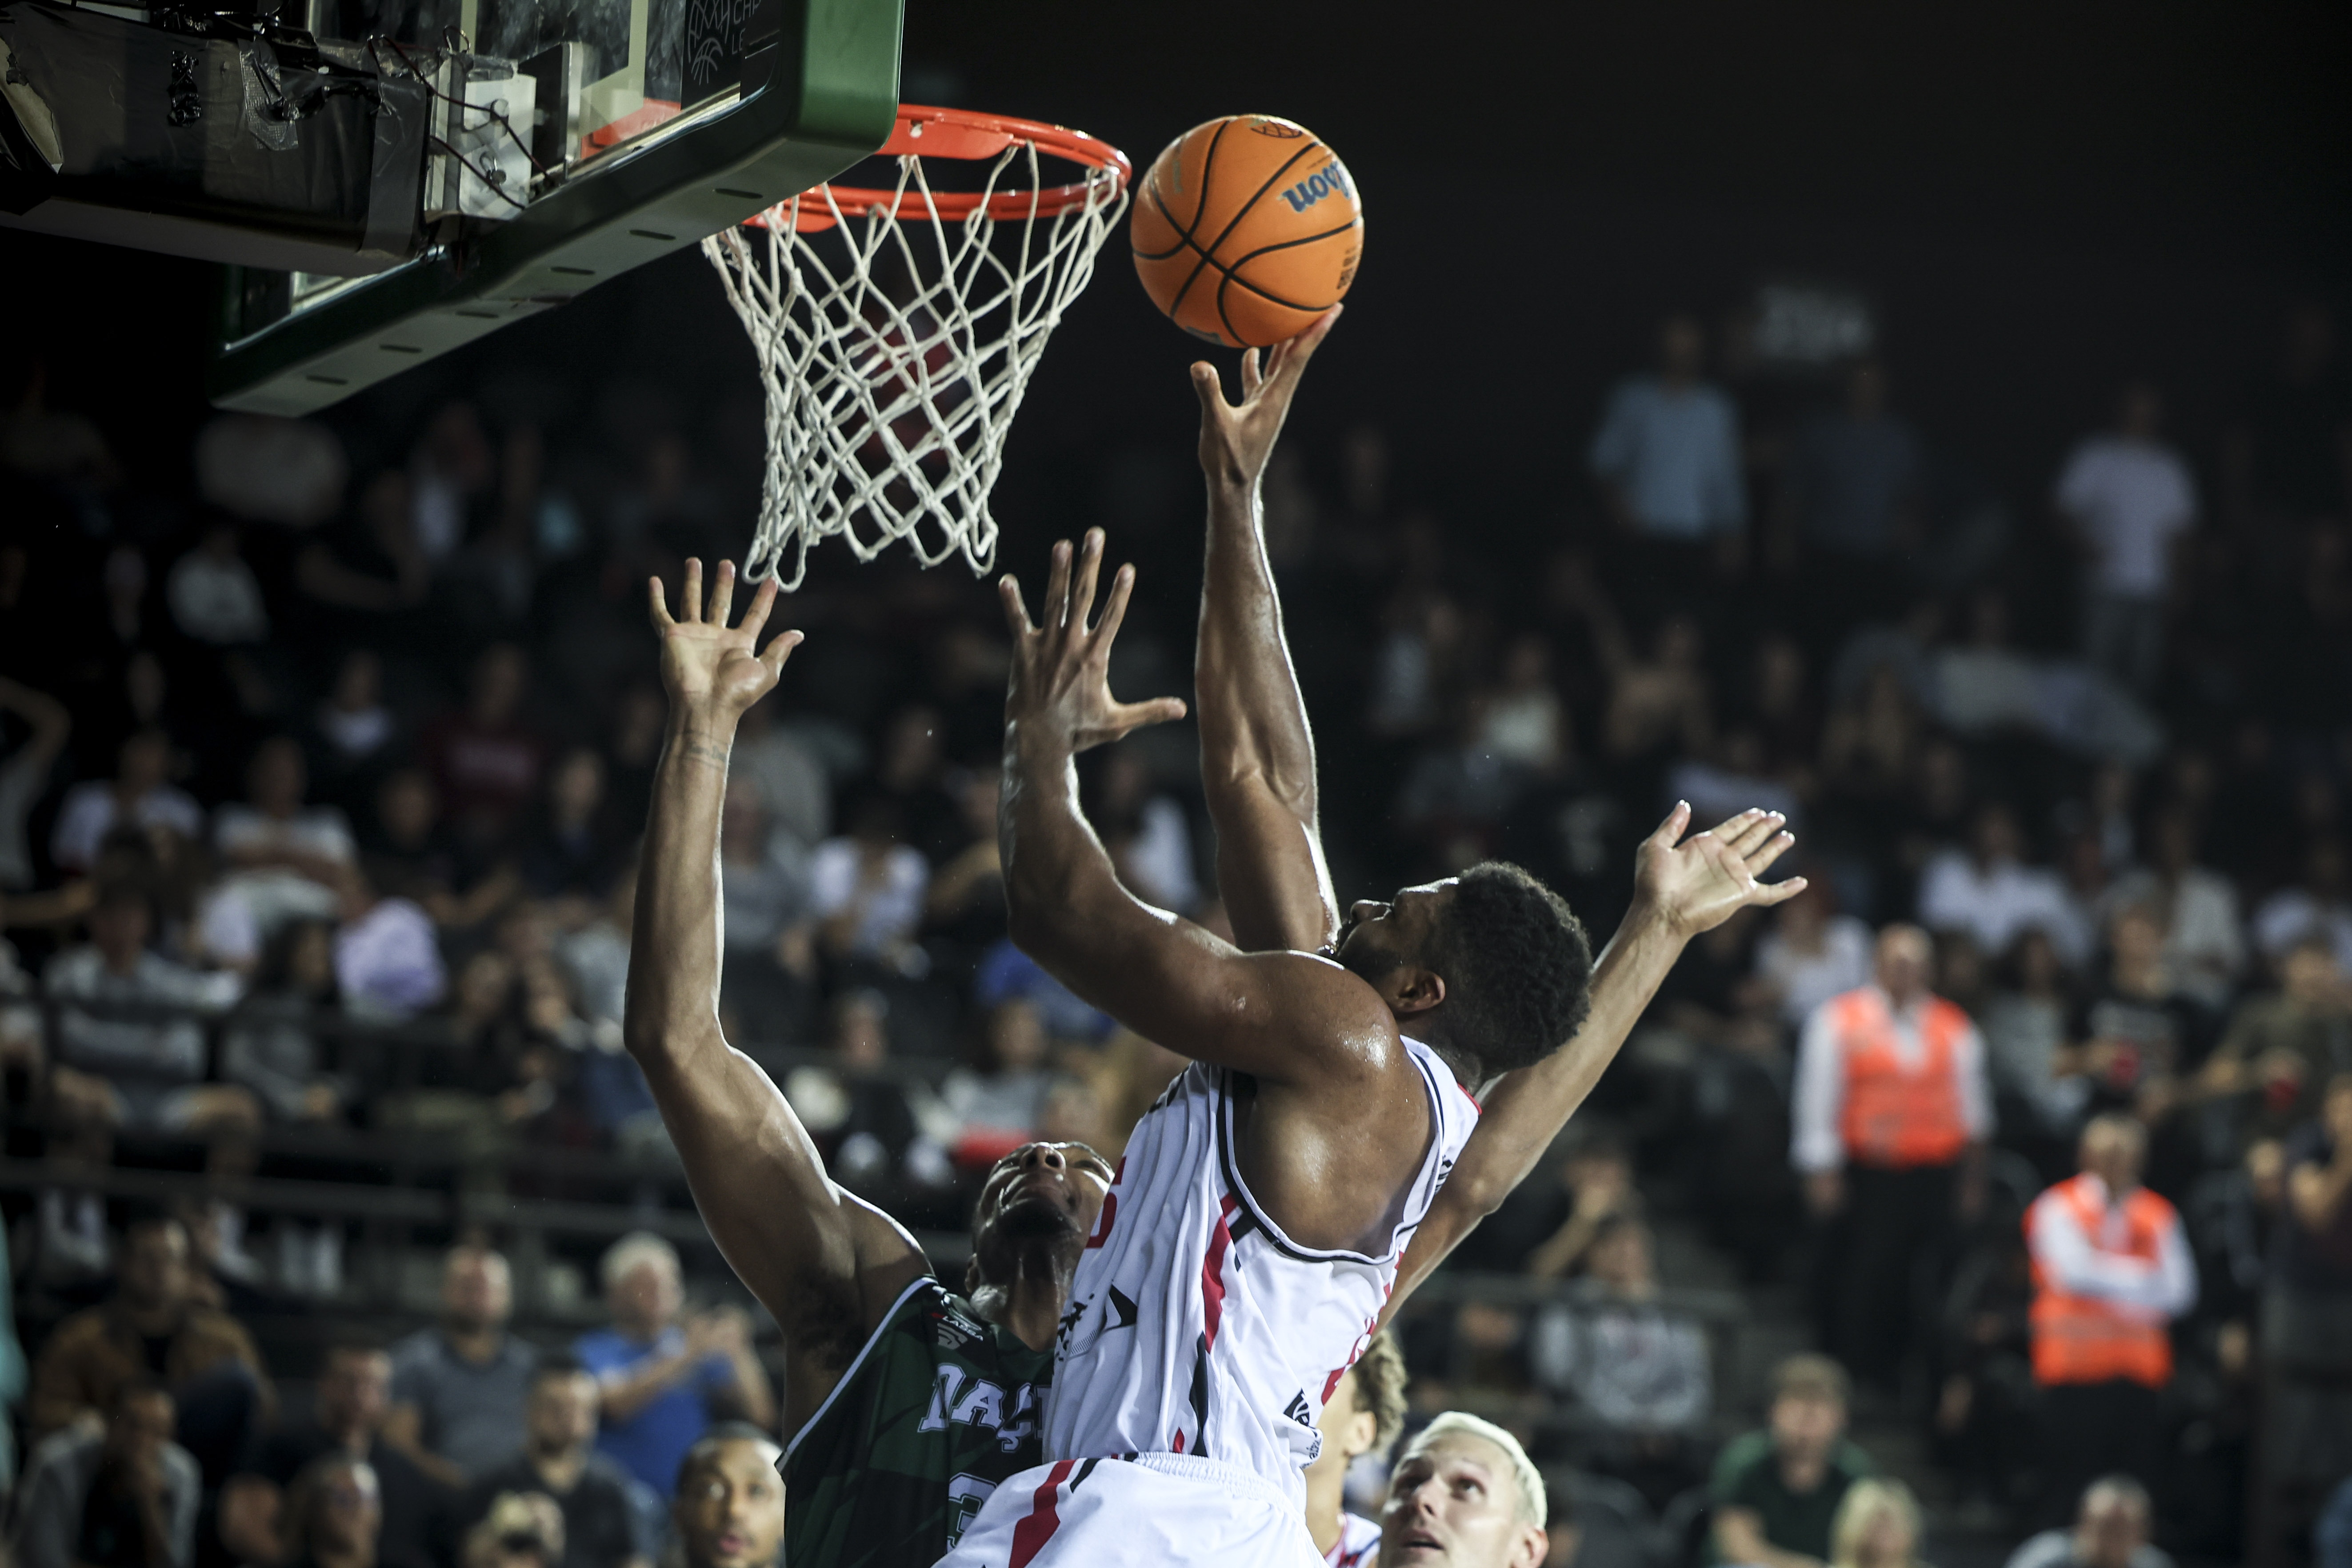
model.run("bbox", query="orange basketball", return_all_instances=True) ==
[1131,115,1364,348]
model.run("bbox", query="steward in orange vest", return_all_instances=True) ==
[1828,986,1975,1169]
[2025,1115,2195,1391]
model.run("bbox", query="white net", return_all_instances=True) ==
[702,135,1129,589]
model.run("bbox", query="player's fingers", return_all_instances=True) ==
[998,574,1035,638]
[1190,361,1227,414]
[1240,348,1264,399]
[708,559,738,628]
[1115,696,1189,732]
[1068,529,1107,640]
[1721,811,1785,857]
[1696,806,1762,845]
[682,558,704,622]
[1092,563,1139,647]
[1043,540,1073,635]
[646,576,676,628]
[1753,874,1811,906]
[756,628,804,675]
[1646,800,1694,847]
[1272,305,1341,388]
[1746,831,1797,878]
[735,572,777,640]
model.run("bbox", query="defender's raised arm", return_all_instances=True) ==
[623,560,927,1430]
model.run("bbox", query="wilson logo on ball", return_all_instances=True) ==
[1277,164,1350,214]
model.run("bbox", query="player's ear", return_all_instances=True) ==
[1388,966,1445,1018]
[1516,1525,1551,1568]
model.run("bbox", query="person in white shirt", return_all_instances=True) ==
[2099,808,2245,1010]
[206,738,360,965]
[1918,803,2088,969]
[1755,882,1876,1029]
[2055,384,2197,696]
[50,731,204,875]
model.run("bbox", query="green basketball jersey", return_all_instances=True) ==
[782,1276,1053,1568]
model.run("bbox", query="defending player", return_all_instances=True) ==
[624,562,1116,1568]
[937,309,1804,1565]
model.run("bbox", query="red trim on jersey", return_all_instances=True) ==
[1201,1192,1239,1349]
[1172,1429,1186,1453]
[1008,1459,1076,1568]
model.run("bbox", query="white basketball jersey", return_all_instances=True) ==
[1044,1036,1479,1503]
[1327,1513,1382,1568]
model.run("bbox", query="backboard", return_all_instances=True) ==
[0,0,901,412]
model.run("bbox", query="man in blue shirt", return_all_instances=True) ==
[1591,315,1748,545]
[573,1235,775,1496]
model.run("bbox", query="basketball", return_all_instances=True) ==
[1131,114,1364,348]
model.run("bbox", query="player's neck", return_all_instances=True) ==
[1302,1461,1347,1555]
[994,1276,1064,1352]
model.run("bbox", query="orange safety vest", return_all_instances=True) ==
[2028,1173,2178,1388]
[1831,988,1972,1168]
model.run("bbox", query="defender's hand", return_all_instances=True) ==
[1001,529,1186,756]
[1632,802,1806,942]
[648,559,803,722]
[1191,305,1340,491]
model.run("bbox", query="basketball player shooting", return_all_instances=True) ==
[937,310,1808,1568]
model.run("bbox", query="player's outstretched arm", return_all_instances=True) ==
[1381,805,1804,1320]
[1191,308,1343,954]
[624,561,928,1425]
[998,530,1399,1089]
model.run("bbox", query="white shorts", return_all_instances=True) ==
[935,1451,1322,1568]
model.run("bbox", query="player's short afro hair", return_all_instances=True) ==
[1432,861,1593,1076]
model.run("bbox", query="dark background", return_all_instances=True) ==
[9,0,2348,548]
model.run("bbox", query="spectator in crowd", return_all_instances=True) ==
[421,644,545,846]
[44,885,254,1132]
[1379,1412,1550,1568]
[2251,837,2352,975]
[52,731,204,874]
[280,1455,383,1568]
[1980,931,2085,1152]
[223,918,352,1123]
[0,675,72,890]
[1711,1355,1875,1568]
[1918,804,2085,970]
[11,1380,199,1568]
[1524,1134,1642,1280]
[1794,924,1992,1388]
[574,1235,774,1497]
[668,1426,783,1568]
[333,865,448,1020]
[222,1340,452,1568]
[1590,314,1747,574]
[1826,1479,1927,1568]
[464,1358,648,1568]
[2025,1115,2195,1514]
[387,1245,537,1486]
[207,737,358,962]
[2197,935,2352,1141]
[1755,880,1875,1030]
[713,776,812,1032]
[809,794,929,977]
[2056,384,2200,695]
[308,650,401,812]
[2104,808,2245,1009]
[1529,1215,1711,1510]
[516,748,624,905]
[942,1000,1056,1169]
[1784,360,1923,613]
[1304,1332,1406,1568]
[28,1214,270,1483]
[2002,1476,2174,1568]
[2064,904,2209,1132]
[461,1490,562,1568]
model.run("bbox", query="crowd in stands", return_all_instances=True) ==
[2,291,2351,1568]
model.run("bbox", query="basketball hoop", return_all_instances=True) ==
[702,104,1131,588]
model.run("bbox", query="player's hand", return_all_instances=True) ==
[1630,802,1806,943]
[1191,305,1340,491]
[1000,529,1187,756]
[647,559,803,724]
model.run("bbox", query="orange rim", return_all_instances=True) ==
[756,104,1130,233]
